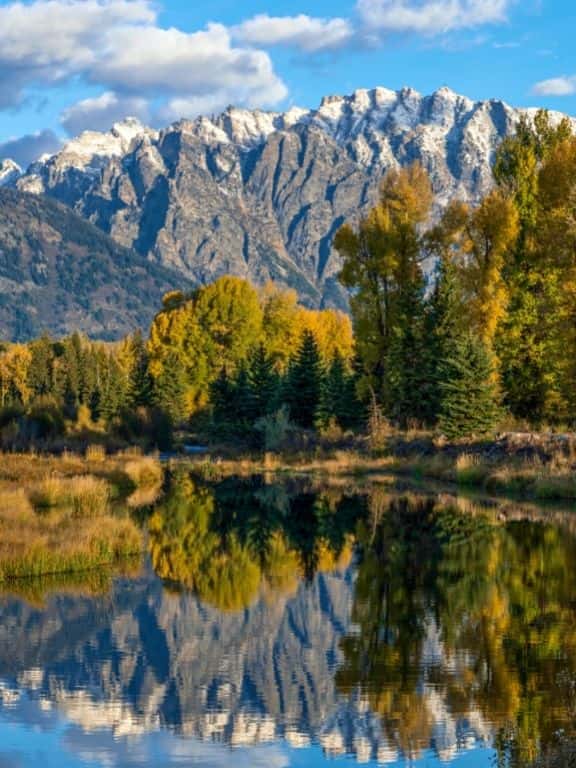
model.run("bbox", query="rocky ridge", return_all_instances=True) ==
[5,86,576,309]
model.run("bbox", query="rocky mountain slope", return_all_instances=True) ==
[0,189,189,339]
[4,86,575,311]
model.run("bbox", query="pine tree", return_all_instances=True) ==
[246,344,279,422]
[385,276,429,427]
[232,362,253,430]
[127,331,154,409]
[317,352,361,430]
[98,353,126,424]
[425,258,464,424]
[438,334,500,439]
[283,330,324,429]
[28,334,54,398]
[210,367,237,435]
[153,351,188,424]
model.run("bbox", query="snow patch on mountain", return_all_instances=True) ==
[0,159,22,187]
[13,85,576,309]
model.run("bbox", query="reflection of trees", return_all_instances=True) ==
[336,494,576,766]
[149,477,576,765]
[148,474,360,611]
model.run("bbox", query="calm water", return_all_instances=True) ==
[1,474,576,768]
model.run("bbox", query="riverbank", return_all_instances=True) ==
[182,430,576,501]
[2,430,576,585]
[0,450,163,584]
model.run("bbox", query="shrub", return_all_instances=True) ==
[254,406,293,452]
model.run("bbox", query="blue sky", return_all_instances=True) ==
[0,0,575,166]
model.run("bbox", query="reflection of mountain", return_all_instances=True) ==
[0,564,490,765]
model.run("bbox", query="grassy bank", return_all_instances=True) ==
[183,431,576,501]
[0,449,163,583]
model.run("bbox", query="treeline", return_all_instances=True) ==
[336,110,576,436]
[0,280,355,450]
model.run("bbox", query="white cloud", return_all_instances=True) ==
[356,0,511,35]
[0,0,287,126]
[233,14,354,52]
[94,23,286,106]
[61,92,150,134]
[0,0,154,108]
[0,129,62,167]
[533,76,576,96]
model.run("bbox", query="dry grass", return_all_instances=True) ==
[70,476,110,517]
[0,451,161,582]
[388,449,576,500]
[85,443,106,462]
[0,488,142,583]
[29,474,69,508]
[185,450,396,481]
[123,456,163,489]
[29,474,110,515]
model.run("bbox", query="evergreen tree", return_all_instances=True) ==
[317,352,361,430]
[232,362,253,431]
[210,367,237,436]
[127,331,154,408]
[283,330,324,429]
[425,257,464,423]
[98,353,127,424]
[438,334,500,439]
[153,351,188,424]
[246,344,279,422]
[28,334,54,398]
[385,276,429,427]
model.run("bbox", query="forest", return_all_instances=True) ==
[0,109,575,451]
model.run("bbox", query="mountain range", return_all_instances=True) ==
[1,85,574,339]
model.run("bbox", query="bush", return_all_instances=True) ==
[254,407,294,452]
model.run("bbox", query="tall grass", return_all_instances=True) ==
[29,474,110,515]
[0,501,142,582]
[0,472,142,584]
[70,476,110,517]
[85,444,106,462]
[123,456,163,489]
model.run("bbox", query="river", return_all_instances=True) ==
[1,473,575,767]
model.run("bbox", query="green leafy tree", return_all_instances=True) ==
[335,162,433,404]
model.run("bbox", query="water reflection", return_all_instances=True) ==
[1,475,576,767]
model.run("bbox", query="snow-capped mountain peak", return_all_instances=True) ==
[0,159,22,187]
[12,84,576,311]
